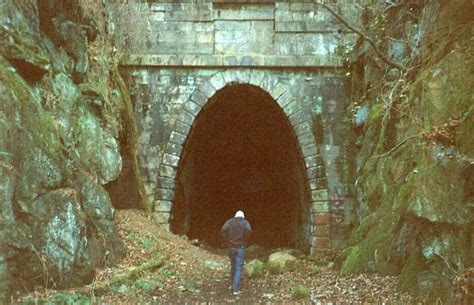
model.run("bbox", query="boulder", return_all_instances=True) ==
[244,259,265,278]
[268,251,297,274]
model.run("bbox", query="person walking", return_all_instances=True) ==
[221,210,252,296]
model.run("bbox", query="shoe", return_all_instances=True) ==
[232,291,240,296]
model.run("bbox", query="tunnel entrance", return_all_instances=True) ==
[171,84,309,250]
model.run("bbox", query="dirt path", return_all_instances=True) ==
[111,210,411,304]
[17,210,413,304]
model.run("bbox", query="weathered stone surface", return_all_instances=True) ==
[312,200,330,213]
[0,0,130,298]
[244,259,265,278]
[74,105,122,184]
[16,147,63,201]
[268,251,297,273]
[311,190,329,202]
[155,200,172,212]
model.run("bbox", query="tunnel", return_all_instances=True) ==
[171,84,310,250]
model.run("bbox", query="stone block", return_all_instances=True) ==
[311,201,329,213]
[313,213,331,225]
[152,42,214,56]
[301,143,318,157]
[155,200,172,212]
[269,82,288,100]
[158,4,212,22]
[144,182,157,196]
[307,165,326,179]
[169,131,186,145]
[274,20,333,33]
[182,55,222,66]
[304,155,320,168]
[215,20,251,31]
[240,56,264,66]
[289,111,310,127]
[199,81,217,98]
[224,56,239,66]
[249,70,266,87]
[296,129,316,146]
[275,93,292,109]
[209,73,226,90]
[159,164,177,179]
[196,32,213,44]
[162,153,180,167]
[283,100,302,117]
[260,75,279,94]
[315,237,331,249]
[156,188,175,201]
[294,121,312,137]
[174,121,191,136]
[183,101,201,116]
[315,225,331,237]
[148,168,159,182]
[213,5,274,20]
[178,111,195,126]
[190,90,209,107]
[153,211,171,224]
[222,70,238,84]
[311,190,329,203]
[214,25,274,55]
[138,132,151,145]
[157,177,175,190]
[235,69,251,84]
[309,178,328,191]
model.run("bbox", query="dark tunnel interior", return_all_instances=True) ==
[171,84,309,249]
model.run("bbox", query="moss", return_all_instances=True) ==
[347,213,377,245]
[341,196,402,276]
[340,245,363,276]
[292,284,310,300]
[399,249,425,296]
[368,103,384,125]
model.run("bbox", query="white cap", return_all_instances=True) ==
[235,210,245,218]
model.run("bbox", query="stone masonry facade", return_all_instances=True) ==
[111,1,365,252]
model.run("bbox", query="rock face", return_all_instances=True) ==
[0,0,133,298]
[341,0,473,302]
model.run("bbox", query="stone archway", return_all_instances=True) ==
[155,70,331,252]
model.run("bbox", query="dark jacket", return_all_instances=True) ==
[221,217,252,248]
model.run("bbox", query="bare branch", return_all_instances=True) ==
[372,134,421,159]
[313,1,404,70]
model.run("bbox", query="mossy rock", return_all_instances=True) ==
[347,213,377,245]
[268,251,297,274]
[340,203,400,276]
[244,259,265,278]
[399,250,426,296]
[405,152,472,225]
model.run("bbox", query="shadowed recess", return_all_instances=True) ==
[171,84,309,249]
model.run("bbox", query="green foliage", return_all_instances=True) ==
[47,293,91,305]
[292,284,310,300]
[142,238,153,250]
[311,266,321,275]
[133,279,158,294]
[347,213,377,246]
[368,103,384,125]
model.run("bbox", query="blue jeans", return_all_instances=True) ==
[229,247,245,293]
